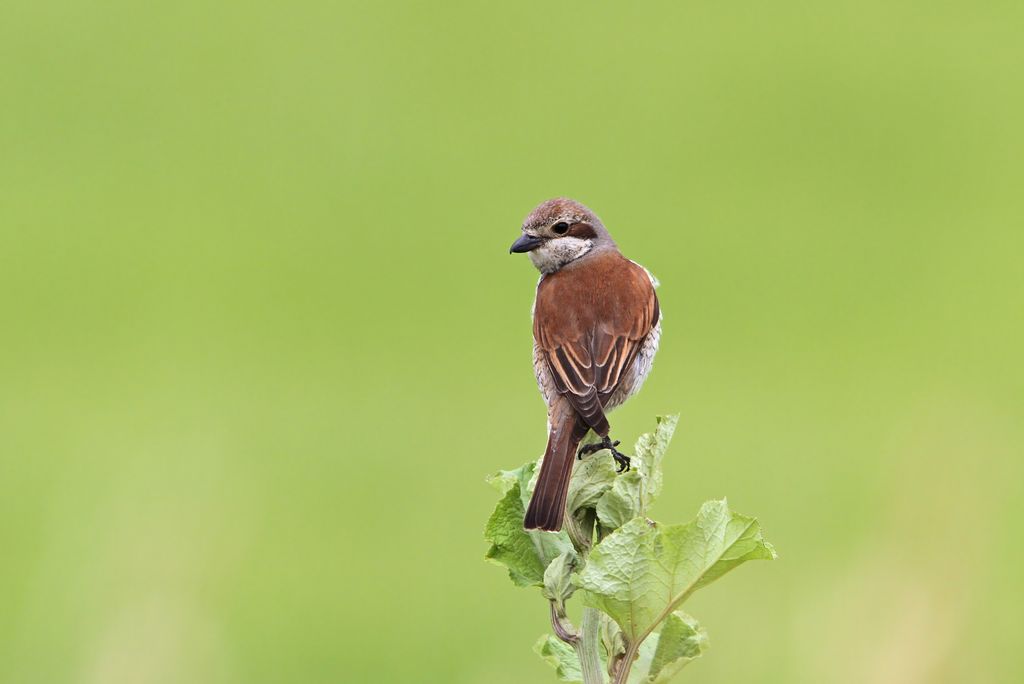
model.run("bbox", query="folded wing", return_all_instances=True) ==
[534,255,659,435]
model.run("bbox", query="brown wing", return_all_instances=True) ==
[534,252,659,434]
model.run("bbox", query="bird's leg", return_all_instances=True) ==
[576,435,632,473]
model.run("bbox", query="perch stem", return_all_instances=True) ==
[578,607,605,684]
[611,641,641,684]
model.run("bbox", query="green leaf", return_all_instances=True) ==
[534,635,583,682]
[632,414,678,512]
[565,436,618,516]
[601,613,627,664]
[596,415,678,529]
[486,461,537,509]
[596,469,642,529]
[576,499,776,644]
[628,612,707,684]
[484,484,546,586]
[484,462,573,586]
[486,467,524,497]
[542,550,578,605]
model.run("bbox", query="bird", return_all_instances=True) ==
[509,198,661,532]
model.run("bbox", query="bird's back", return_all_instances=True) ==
[532,251,660,418]
[533,251,657,347]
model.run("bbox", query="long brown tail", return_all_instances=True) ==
[524,407,588,532]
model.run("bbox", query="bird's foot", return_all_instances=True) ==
[577,436,617,460]
[610,447,632,473]
[577,436,631,473]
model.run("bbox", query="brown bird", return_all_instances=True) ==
[510,198,661,531]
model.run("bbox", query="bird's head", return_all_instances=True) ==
[509,198,616,274]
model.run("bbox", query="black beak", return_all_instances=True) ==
[509,234,544,254]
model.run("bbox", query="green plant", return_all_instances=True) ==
[484,415,777,684]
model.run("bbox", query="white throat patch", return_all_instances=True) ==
[528,237,594,274]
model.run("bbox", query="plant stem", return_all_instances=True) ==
[577,607,605,684]
[549,601,577,644]
[611,641,640,684]
[565,507,595,555]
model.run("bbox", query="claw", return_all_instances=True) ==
[576,436,632,473]
[610,445,631,472]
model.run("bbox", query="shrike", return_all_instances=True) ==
[510,198,661,531]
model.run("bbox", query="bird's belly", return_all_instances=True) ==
[533,342,560,408]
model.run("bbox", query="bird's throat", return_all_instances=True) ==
[528,237,594,274]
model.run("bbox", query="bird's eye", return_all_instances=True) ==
[552,222,570,234]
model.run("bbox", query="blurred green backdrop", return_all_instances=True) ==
[2,1,1022,682]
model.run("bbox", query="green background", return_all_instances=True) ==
[2,1,1022,682]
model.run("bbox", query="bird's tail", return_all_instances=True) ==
[524,410,588,532]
